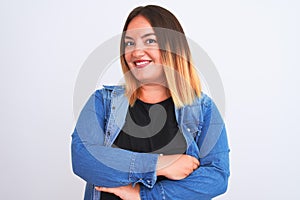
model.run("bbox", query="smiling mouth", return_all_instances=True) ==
[134,60,151,68]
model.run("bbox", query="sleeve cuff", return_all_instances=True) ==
[140,182,165,200]
[129,152,159,188]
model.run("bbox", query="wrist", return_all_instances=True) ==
[156,154,165,176]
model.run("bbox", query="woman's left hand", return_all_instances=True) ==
[95,184,141,200]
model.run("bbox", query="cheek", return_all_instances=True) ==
[124,54,134,70]
[151,50,162,63]
[124,53,130,63]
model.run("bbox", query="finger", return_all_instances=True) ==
[193,158,200,168]
[193,158,200,166]
[95,186,112,193]
[193,163,199,170]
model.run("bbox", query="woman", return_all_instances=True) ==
[72,5,230,200]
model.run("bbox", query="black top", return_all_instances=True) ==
[100,97,187,199]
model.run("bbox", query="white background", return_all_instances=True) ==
[0,0,299,199]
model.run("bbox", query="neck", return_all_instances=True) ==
[138,84,170,104]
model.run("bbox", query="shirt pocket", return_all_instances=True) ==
[182,120,205,144]
[182,121,200,138]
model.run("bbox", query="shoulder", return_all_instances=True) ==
[183,92,217,120]
[194,92,224,124]
[193,92,213,108]
[94,85,126,98]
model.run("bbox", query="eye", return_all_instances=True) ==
[146,39,157,44]
[124,41,134,47]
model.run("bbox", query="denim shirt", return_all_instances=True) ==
[71,85,230,200]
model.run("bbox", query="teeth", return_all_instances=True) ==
[136,61,149,66]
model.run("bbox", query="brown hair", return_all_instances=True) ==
[120,5,201,107]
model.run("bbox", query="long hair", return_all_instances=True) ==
[120,5,201,107]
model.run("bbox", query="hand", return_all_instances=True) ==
[156,154,200,180]
[95,184,141,200]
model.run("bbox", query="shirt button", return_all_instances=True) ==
[187,128,191,132]
[112,106,115,110]
[146,180,151,184]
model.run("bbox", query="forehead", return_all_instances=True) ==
[125,15,155,37]
[127,15,152,30]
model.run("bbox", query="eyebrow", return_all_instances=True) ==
[125,33,156,40]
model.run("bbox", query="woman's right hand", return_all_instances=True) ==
[156,154,200,180]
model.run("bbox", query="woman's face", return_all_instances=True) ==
[124,15,165,85]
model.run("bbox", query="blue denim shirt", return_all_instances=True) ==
[71,85,230,200]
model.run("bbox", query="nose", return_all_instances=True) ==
[132,48,145,58]
[132,41,145,58]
